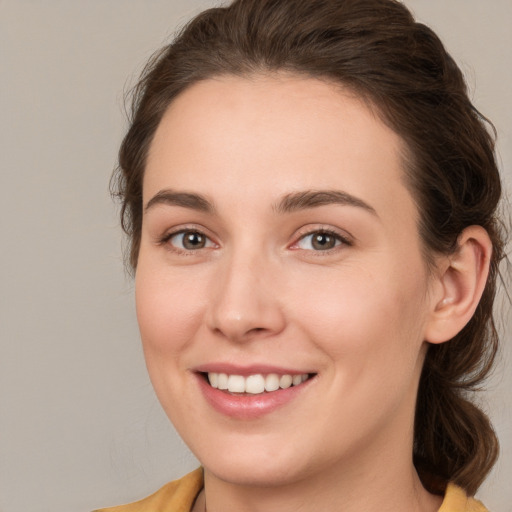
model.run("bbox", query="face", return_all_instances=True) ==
[136,75,437,487]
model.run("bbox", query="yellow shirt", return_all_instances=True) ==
[94,468,488,512]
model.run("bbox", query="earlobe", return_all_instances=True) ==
[425,226,492,344]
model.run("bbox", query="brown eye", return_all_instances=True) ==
[183,231,206,249]
[296,231,346,251]
[168,230,213,251]
[311,233,337,250]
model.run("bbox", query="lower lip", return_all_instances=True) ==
[196,374,313,420]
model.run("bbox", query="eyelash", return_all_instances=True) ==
[158,227,352,254]
[159,227,217,254]
[290,228,352,253]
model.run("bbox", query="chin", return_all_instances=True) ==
[203,456,305,488]
[194,435,326,489]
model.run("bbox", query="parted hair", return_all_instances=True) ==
[113,0,505,495]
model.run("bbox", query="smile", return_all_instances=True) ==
[207,372,309,394]
[196,368,316,419]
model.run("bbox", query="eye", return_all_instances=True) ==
[166,230,215,251]
[295,230,348,251]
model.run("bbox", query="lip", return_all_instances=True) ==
[193,362,310,376]
[193,364,316,420]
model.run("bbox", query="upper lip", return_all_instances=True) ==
[192,363,313,376]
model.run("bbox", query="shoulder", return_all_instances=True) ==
[93,474,488,512]
[93,467,204,512]
[439,483,489,512]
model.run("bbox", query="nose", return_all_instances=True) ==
[206,251,286,343]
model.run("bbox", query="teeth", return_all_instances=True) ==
[265,373,280,392]
[207,372,310,394]
[217,373,228,390]
[292,374,303,386]
[246,374,265,394]
[227,375,245,393]
[279,374,292,389]
[208,372,218,388]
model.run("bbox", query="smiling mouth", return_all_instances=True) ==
[204,372,314,395]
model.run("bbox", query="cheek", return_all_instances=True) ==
[134,260,212,420]
[298,265,429,429]
[135,260,209,359]
[287,260,429,369]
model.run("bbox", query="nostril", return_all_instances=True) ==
[207,293,287,342]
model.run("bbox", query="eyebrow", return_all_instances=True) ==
[144,189,215,214]
[274,190,378,216]
[144,188,377,217]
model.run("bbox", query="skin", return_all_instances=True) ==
[136,74,451,512]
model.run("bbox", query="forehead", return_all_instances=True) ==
[144,74,417,225]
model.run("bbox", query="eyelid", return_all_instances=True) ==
[155,223,353,254]
[158,224,219,253]
[289,225,353,251]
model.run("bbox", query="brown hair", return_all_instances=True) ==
[113,0,506,495]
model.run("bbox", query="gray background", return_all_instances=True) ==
[1,1,510,511]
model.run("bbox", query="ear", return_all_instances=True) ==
[424,226,492,344]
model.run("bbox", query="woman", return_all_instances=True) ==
[97,0,506,510]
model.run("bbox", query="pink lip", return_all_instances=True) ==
[194,371,315,420]
[193,362,309,376]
